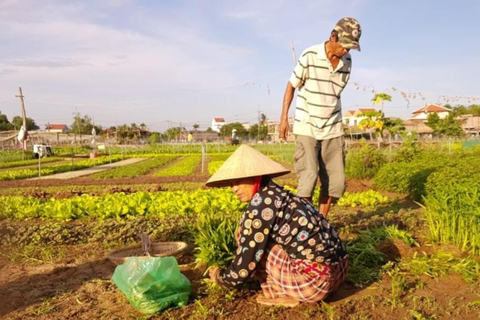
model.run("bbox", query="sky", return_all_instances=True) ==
[1,0,479,133]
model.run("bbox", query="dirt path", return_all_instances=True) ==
[29,158,148,180]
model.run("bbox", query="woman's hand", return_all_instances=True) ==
[208,266,221,284]
[235,226,242,246]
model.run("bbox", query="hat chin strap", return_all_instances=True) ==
[252,176,262,194]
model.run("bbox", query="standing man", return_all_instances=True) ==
[279,17,362,218]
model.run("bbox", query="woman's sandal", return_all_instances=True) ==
[256,295,300,308]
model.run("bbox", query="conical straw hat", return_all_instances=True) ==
[206,144,290,187]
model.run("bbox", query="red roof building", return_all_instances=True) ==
[45,124,68,133]
[211,117,226,133]
[343,108,378,128]
[408,104,451,120]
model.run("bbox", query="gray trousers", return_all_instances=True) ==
[294,135,346,199]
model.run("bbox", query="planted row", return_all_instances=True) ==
[0,157,63,169]
[0,189,245,221]
[153,155,202,177]
[337,190,390,209]
[92,155,178,179]
[423,162,480,255]
[0,155,124,181]
[0,216,191,247]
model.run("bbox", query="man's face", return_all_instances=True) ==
[330,32,350,58]
[333,42,350,58]
[230,177,257,202]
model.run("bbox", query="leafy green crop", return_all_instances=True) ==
[188,210,241,267]
[423,161,480,255]
[0,188,244,221]
[337,190,390,209]
[154,155,201,176]
[0,155,124,181]
[93,155,178,179]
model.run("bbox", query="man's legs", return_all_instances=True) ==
[318,136,346,218]
[294,135,320,203]
[319,194,333,218]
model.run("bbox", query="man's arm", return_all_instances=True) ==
[279,82,295,140]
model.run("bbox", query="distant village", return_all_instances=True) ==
[0,104,479,149]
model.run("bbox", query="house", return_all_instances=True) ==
[458,114,480,136]
[408,104,450,121]
[211,117,225,133]
[192,130,220,142]
[240,122,251,131]
[45,124,68,133]
[265,117,295,143]
[343,108,377,127]
[404,104,451,136]
[403,119,433,135]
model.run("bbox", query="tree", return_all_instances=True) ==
[248,124,268,141]
[164,127,182,141]
[11,116,39,131]
[116,124,131,141]
[450,104,480,116]
[0,112,13,131]
[255,113,269,141]
[426,113,464,138]
[71,112,101,135]
[425,112,440,130]
[260,113,267,125]
[148,132,161,144]
[358,111,384,140]
[219,122,247,139]
[383,118,405,143]
[193,123,200,131]
[372,93,392,115]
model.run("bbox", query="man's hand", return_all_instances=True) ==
[278,119,289,140]
[279,82,295,140]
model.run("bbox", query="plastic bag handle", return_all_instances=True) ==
[138,233,151,256]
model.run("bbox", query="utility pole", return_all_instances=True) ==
[291,40,297,65]
[15,87,27,151]
[257,107,261,141]
[179,122,182,142]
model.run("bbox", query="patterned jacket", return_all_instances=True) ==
[216,180,348,288]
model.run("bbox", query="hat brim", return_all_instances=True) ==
[205,171,290,188]
[205,145,291,188]
[340,41,361,52]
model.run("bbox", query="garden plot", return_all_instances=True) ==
[0,144,479,319]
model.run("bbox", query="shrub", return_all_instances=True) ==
[373,162,441,201]
[423,160,480,255]
[345,143,387,179]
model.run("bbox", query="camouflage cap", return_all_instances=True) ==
[334,17,362,51]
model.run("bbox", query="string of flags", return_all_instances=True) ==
[352,83,425,108]
[243,82,271,96]
[353,82,480,108]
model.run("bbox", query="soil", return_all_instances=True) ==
[0,170,479,319]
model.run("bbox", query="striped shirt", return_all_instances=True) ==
[289,42,352,140]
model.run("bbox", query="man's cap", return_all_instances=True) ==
[205,144,290,188]
[334,17,362,51]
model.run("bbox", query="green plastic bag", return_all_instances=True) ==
[112,256,191,314]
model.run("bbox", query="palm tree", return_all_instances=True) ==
[383,118,405,149]
[358,111,384,141]
[260,113,267,125]
[372,93,392,115]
